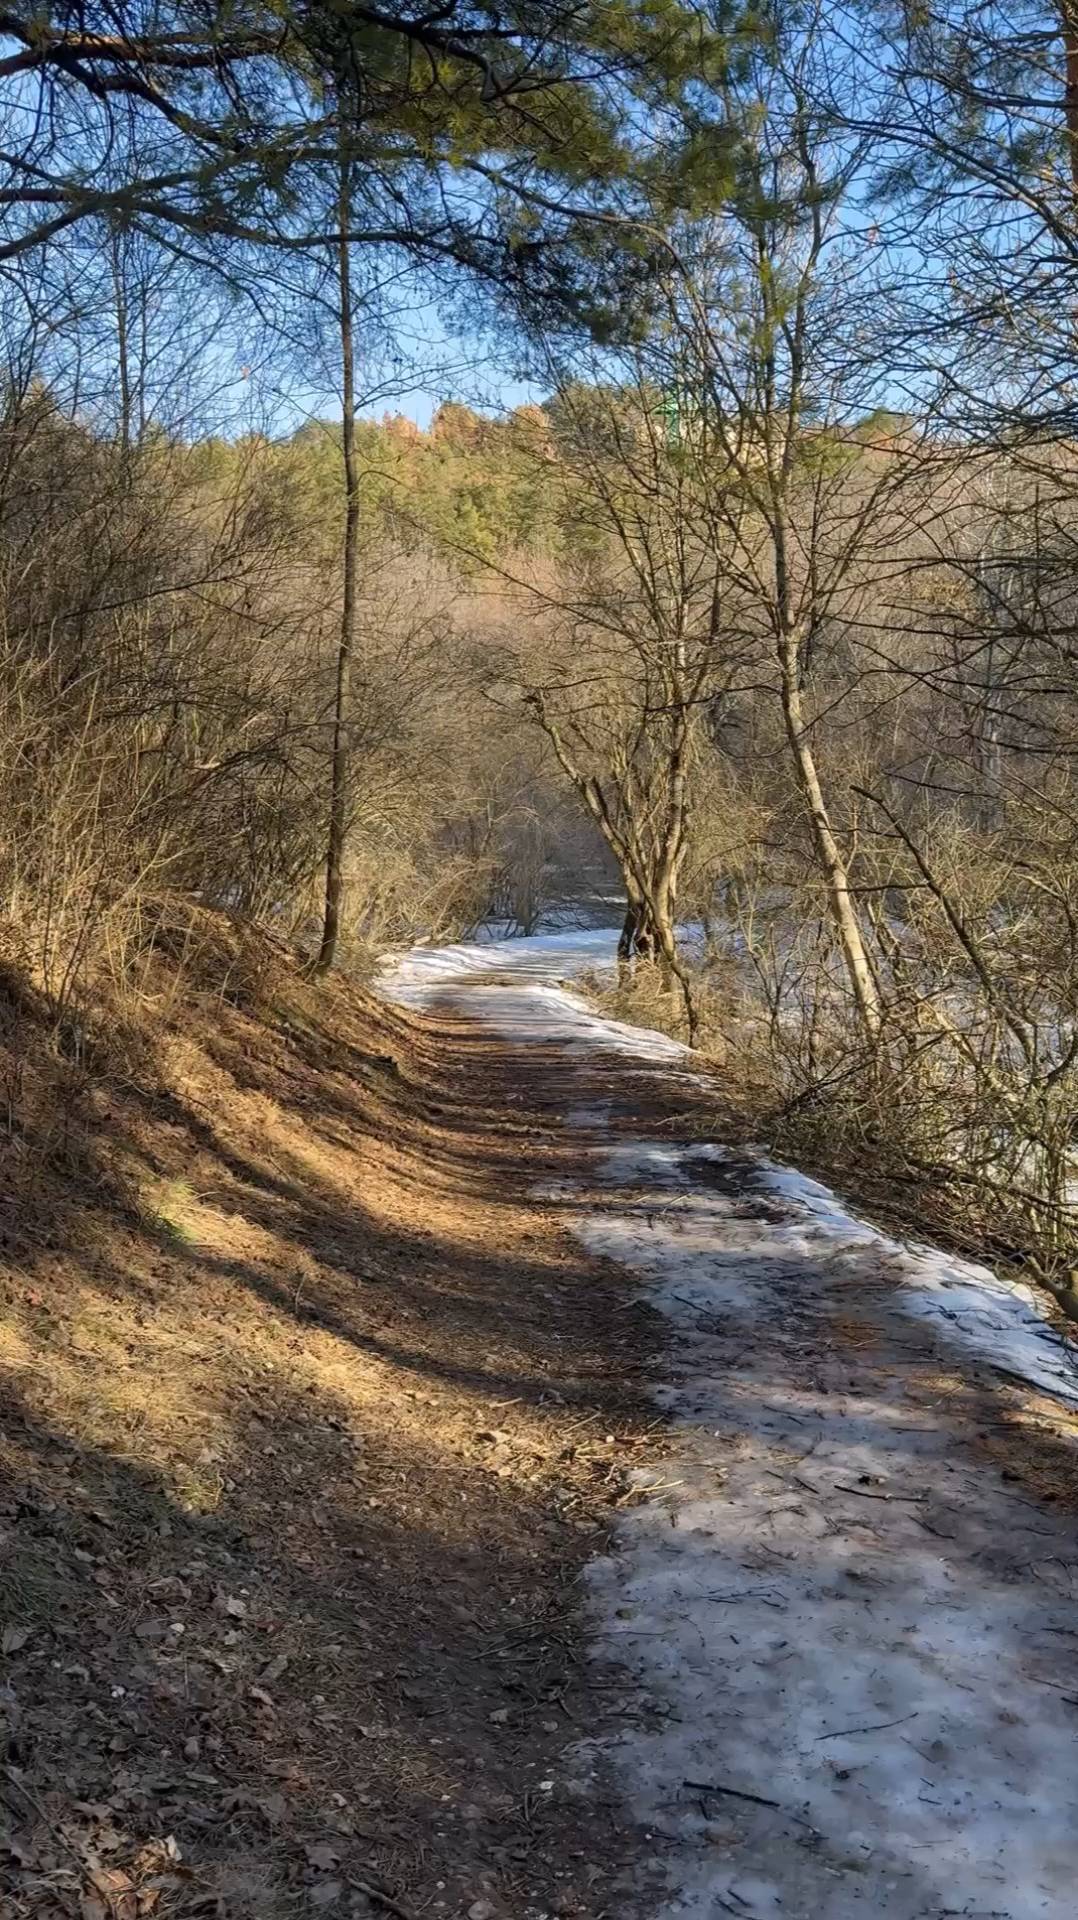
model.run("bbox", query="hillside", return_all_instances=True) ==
[0,923,660,1920]
[6,920,1078,1918]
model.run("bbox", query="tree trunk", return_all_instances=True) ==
[108,229,133,457]
[526,690,697,1037]
[779,632,881,1037]
[619,894,657,960]
[1063,0,1078,195]
[617,884,698,1043]
[313,150,360,976]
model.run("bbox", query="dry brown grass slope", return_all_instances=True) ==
[0,919,662,1920]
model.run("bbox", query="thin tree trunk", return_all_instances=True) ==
[1063,0,1078,194]
[618,895,646,960]
[526,689,695,1033]
[107,227,133,456]
[619,892,661,959]
[779,631,881,1037]
[651,690,690,990]
[313,150,360,976]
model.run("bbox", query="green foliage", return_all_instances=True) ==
[0,0,762,360]
[251,403,563,567]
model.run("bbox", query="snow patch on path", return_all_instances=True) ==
[379,930,691,1065]
[381,932,1078,1411]
[380,927,622,1003]
[572,1138,1078,1919]
[756,1152,1078,1410]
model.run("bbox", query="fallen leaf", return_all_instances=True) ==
[304,1841,342,1872]
[310,1881,343,1908]
[2,1625,30,1653]
[89,1866,137,1920]
[93,1869,134,1890]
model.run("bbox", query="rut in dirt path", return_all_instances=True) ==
[382,935,1078,1920]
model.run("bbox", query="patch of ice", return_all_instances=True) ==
[565,1103,613,1130]
[379,927,623,1005]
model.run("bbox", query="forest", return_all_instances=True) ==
[5,0,1078,1287]
[5,6,1078,1919]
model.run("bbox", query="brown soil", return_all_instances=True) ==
[0,928,665,1920]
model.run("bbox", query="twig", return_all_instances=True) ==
[560,1408,602,1435]
[817,1712,918,1740]
[615,1476,684,1505]
[833,1482,927,1502]
[351,1878,416,1920]
[682,1779,782,1810]
[3,1768,94,1882]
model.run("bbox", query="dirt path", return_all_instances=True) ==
[403,952,1078,1920]
[6,933,1078,1920]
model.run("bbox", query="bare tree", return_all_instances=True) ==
[631,4,922,1039]
[313,140,361,975]
[504,375,751,1041]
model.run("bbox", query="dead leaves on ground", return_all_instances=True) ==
[1,1803,198,1920]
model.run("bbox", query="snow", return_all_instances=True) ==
[757,1155,1078,1410]
[380,927,623,1005]
[381,921,705,1005]
[572,1137,1078,1918]
[381,929,1078,1917]
[379,929,691,1065]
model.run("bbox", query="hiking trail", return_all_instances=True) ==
[383,930,1078,1920]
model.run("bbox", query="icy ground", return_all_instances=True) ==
[380,933,1078,1919]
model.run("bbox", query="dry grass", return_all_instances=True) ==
[0,915,663,1920]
